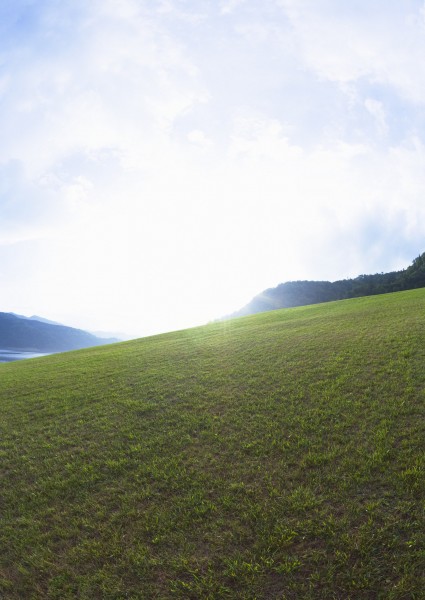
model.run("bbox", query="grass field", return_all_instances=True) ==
[1,290,424,599]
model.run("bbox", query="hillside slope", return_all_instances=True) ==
[1,290,424,599]
[232,251,425,317]
[0,312,118,352]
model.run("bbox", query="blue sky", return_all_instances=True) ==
[1,0,425,337]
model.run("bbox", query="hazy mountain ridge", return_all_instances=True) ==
[0,312,119,352]
[10,313,64,326]
[232,252,425,318]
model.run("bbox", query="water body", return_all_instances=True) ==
[0,350,50,363]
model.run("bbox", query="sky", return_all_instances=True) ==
[1,0,425,338]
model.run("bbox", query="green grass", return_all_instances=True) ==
[1,289,424,599]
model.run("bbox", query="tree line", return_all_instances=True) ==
[234,252,425,317]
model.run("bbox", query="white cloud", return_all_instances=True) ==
[94,0,141,20]
[364,98,388,134]
[0,1,207,177]
[220,0,247,15]
[277,0,425,104]
[1,1,425,335]
[228,115,302,161]
[187,129,213,148]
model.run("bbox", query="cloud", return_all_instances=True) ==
[220,0,247,15]
[0,0,207,177]
[219,112,425,279]
[187,129,213,149]
[0,160,61,244]
[1,1,425,335]
[364,98,388,134]
[227,115,302,161]
[277,0,425,104]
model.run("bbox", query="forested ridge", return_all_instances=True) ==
[233,252,425,317]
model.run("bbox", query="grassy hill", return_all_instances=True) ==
[1,290,424,599]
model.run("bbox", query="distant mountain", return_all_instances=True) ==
[0,313,119,353]
[29,315,64,326]
[231,252,425,318]
[10,313,64,326]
